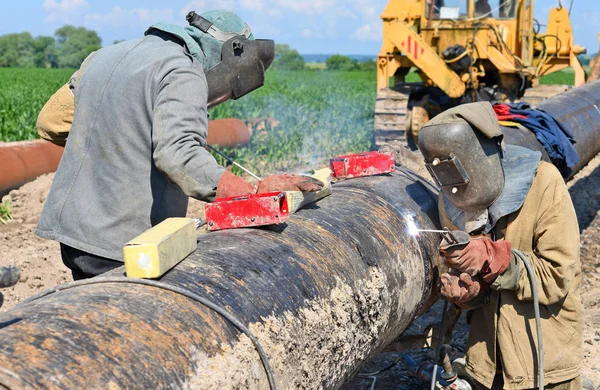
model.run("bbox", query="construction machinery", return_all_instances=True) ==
[375,0,587,147]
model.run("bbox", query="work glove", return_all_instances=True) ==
[256,174,323,193]
[440,236,511,284]
[216,171,324,199]
[439,269,485,305]
[215,171,256,199]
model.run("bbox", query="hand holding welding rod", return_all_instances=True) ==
[439,229,471,254]
[207,144,262,180]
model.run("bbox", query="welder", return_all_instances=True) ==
[35,10,322,280]
[418,102,583,389]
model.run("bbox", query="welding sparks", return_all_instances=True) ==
[406,215,419,236]
[406,215,449,236]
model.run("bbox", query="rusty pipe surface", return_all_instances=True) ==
[207,118,252,148]
[0,169,443,389]
[0,118,257,196]
[501,80,600,179]
[2,84,600,389]
[0,140,63,194]
[536,80,600,177]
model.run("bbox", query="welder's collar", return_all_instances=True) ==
[443,145,541,233]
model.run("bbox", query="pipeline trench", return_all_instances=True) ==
[1,82,600,389]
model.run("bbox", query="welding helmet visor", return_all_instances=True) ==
[418,121,505,212]
[204,36,274,108]
[186,11,274,108]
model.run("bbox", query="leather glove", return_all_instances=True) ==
[215,171,256,199]
[439,270,484,305]
[440,236,511,284]
[256,174,324,193]
[216,172,325,199]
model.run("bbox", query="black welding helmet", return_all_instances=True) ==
[186,11,275,108]
[418,102,505,212]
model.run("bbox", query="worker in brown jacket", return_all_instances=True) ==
[418,102,583,389]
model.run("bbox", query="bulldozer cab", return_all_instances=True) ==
[374,0,586,148]
[425,0,517,20]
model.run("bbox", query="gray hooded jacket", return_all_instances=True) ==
[36,32,225,261]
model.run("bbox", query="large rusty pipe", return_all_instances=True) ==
[1,84,600,389]
[501,81,600,179]
[0,140,64,195]
[0,170,443,389]
[207,118,252,148]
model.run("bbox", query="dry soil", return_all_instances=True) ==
[1,154,599,389]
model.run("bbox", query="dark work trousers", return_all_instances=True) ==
[60,243,122,280]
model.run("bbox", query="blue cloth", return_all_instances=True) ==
[443,145,542,233]
[504,102,579,178]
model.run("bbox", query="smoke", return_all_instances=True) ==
[210,70,375,176]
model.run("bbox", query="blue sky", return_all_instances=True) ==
[1,0,598,55]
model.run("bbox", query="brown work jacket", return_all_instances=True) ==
[439,161,583,389]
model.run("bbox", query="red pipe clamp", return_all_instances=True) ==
[330,151,395,179]
[205,191,289,231]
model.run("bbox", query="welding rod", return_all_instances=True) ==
[415,229,449,234]
[206,144,262,180]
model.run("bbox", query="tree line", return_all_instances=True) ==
[0,28,375,71]
[272,44,376,72]
[0,26,102,69]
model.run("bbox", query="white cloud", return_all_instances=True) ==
[180,0,236,17]
[274,0,337,15]
[180,1,206,16]
[267,8,283,18]
[300,29,312,37]
[240,0,265,11]
[84,7,174,29]
[43,0,89,22]
[43,0,88,12]
[352,22,381,41]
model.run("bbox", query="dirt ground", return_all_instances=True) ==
[1,153,599,389]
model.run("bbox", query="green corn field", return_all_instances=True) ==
[0,67,581,175]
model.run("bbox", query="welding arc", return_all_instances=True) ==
[207,144,262,180]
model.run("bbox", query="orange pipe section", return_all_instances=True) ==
[206,118,252,148]
[0,140,64,194]
[0,118,274,193]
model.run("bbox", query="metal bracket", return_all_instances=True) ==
[330,151,395,179]
[205,192,289,231]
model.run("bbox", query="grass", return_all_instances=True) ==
[0,68,73,142]
[208,69,376,175]
[0,66,584,175]
[0,200,13,224]
[304,62,327,70]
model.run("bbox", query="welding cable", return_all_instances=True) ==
[17,276,278,390]
[357,357,403,377]
[512,250,544,390]
[568,0,574,15]
[431,300,450,390]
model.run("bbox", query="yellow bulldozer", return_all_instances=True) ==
[375,0,587,147]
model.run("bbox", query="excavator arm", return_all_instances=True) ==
[382,20,466,98]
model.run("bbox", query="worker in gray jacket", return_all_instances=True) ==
[36,10,322,280]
